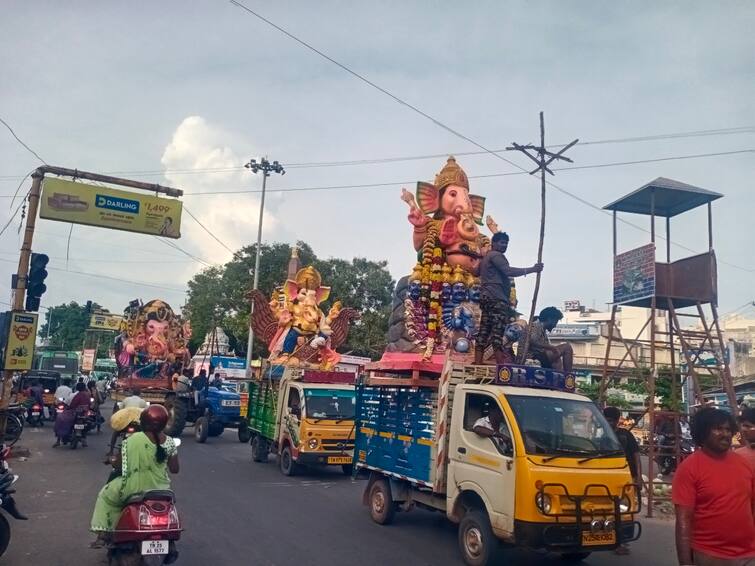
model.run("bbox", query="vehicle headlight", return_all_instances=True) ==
[308,438,319,450]
[535,493,552,514]
[619,495,631,513]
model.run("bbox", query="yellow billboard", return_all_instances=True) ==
[40,178,183,238]
[4,312,38,370]
[89,313,124,331]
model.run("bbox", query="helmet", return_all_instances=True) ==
[140,404,169,433]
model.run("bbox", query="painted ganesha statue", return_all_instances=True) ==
[387,157,518,360]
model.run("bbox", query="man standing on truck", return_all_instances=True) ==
[673,407,755,565]
[475,232,543,365]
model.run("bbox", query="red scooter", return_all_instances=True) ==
[107,489,181,565]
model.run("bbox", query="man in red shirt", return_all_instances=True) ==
[673,407,755,565]
[736,407,755,469]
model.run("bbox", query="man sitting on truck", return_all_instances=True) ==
[473,405,512,453]
[527,306,574,374]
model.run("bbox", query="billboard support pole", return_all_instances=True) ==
[0,170,43,438]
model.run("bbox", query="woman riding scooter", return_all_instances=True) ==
[53,382,90,447]
[90,404,179,547]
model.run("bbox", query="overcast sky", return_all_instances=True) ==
[1,1,753,322]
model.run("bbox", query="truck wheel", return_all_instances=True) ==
[251,435,268,463]
[165,396,188,437]
[368,478,395,525]
[195,417,209,443]
[458,510,497,566]
[238,425,251,443]
[208,422,224,437]
[560,552,591,562]
[279,445,299,476]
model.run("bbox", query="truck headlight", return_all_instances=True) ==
[308,438,319,450]
[619,495,631,513]
[535,493,552,514]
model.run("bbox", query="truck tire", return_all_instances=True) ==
[238,424,251,443]
[368,478,395,525]
[251,435,268,463]
[458,510,497,566]
[195,416,209,443]
[208,421,224,437]
[165,397,188,437]
[560,552,591,562]
[279,445,300,476]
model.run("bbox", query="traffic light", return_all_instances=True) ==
[25,253,49,312]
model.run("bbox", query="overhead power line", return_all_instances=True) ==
[0,116,48,164]
[228,0,755,275]
[183,206,235,254]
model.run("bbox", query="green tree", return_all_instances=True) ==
[38,302,102,353]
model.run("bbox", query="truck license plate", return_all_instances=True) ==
[581,530,616,546]
[74,424,85,430]
[327,456,351,465]
[141,540,169,555]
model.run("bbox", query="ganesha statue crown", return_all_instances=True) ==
[434,156,469,191]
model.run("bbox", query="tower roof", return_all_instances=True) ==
[603,177,723,217]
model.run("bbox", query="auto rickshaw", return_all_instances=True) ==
[17,370,62,421]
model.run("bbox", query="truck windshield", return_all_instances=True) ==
[506,395,622,457]
[303,389,355,420]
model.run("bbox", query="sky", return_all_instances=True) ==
[0,1,753,323]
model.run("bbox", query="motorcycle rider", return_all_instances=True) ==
[53,382,90,447]
[53,378,73,404]
[120,388,148,410]
[91,404,179,547]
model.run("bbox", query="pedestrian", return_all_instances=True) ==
[672,407,755,566]
[603,406,642,555]
[736,407,755,468]
[527,306,574,374]
[474,232,542,365]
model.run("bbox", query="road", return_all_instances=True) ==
[3,404,677,566]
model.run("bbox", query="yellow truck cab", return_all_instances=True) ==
[247,365,357,476]
[356,362,641,565]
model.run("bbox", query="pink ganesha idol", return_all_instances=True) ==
[401,156,489,274]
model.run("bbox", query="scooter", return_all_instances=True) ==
[25,403,43,427]
[655,433,694,475]
[0,445,27,558]
[70,407,96,450]
[107,439,182,566]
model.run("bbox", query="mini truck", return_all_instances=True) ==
[355,362,641,566]
[246,365,357,476]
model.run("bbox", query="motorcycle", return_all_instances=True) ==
[69,407,96,450]
[655,432,695,475]
[25,403,43,427]
[106,438,182,566]
[0,445,27,557]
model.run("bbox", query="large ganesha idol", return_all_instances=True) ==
[248,266,359,370]
[114,299,191,379]
[387,157,517,361]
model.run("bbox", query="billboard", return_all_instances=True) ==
[613,244,656,305]
[549,323,600,340]
[89,313,124,331]
[40,177,182,238]
[4,312,39,370]
[82,349,96,372]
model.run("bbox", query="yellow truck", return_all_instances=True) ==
[355,362,641,565]
[246,365,357,476]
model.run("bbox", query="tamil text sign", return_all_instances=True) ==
[4,312,38,370]
[82,349,96,372]
[614,244,656,304]
[40,178,182,238]
[89,313,124,331]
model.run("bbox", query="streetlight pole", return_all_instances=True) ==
[244,157,285,371]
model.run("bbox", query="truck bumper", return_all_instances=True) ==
[513,519,641,551]
[294,451,353,467]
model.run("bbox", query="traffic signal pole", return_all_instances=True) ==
[0,170,43,437]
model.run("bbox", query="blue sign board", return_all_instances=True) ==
[495,364,576,393]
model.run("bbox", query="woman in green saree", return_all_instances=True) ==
[91,404,179,545]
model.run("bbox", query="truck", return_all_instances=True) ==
[35,351,79,381]
[246,365,357,476]
[355,361,641,566]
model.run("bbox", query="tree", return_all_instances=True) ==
[183,241,395,360]
[38,302,103,354]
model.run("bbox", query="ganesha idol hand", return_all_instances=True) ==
[407,207,430,229]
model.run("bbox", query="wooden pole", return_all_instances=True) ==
[0,171,44,437]
[647,187,657,518]
[707,202,713,251]
[38,165,183,197]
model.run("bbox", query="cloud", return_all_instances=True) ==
[160,116,279,263]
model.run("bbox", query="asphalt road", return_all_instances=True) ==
[3,403,678,566]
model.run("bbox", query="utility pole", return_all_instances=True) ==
[244,157,285,371]
[507,112,578,364]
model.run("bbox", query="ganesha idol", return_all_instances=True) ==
[386,157,516,361]
[248,265,359,370]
